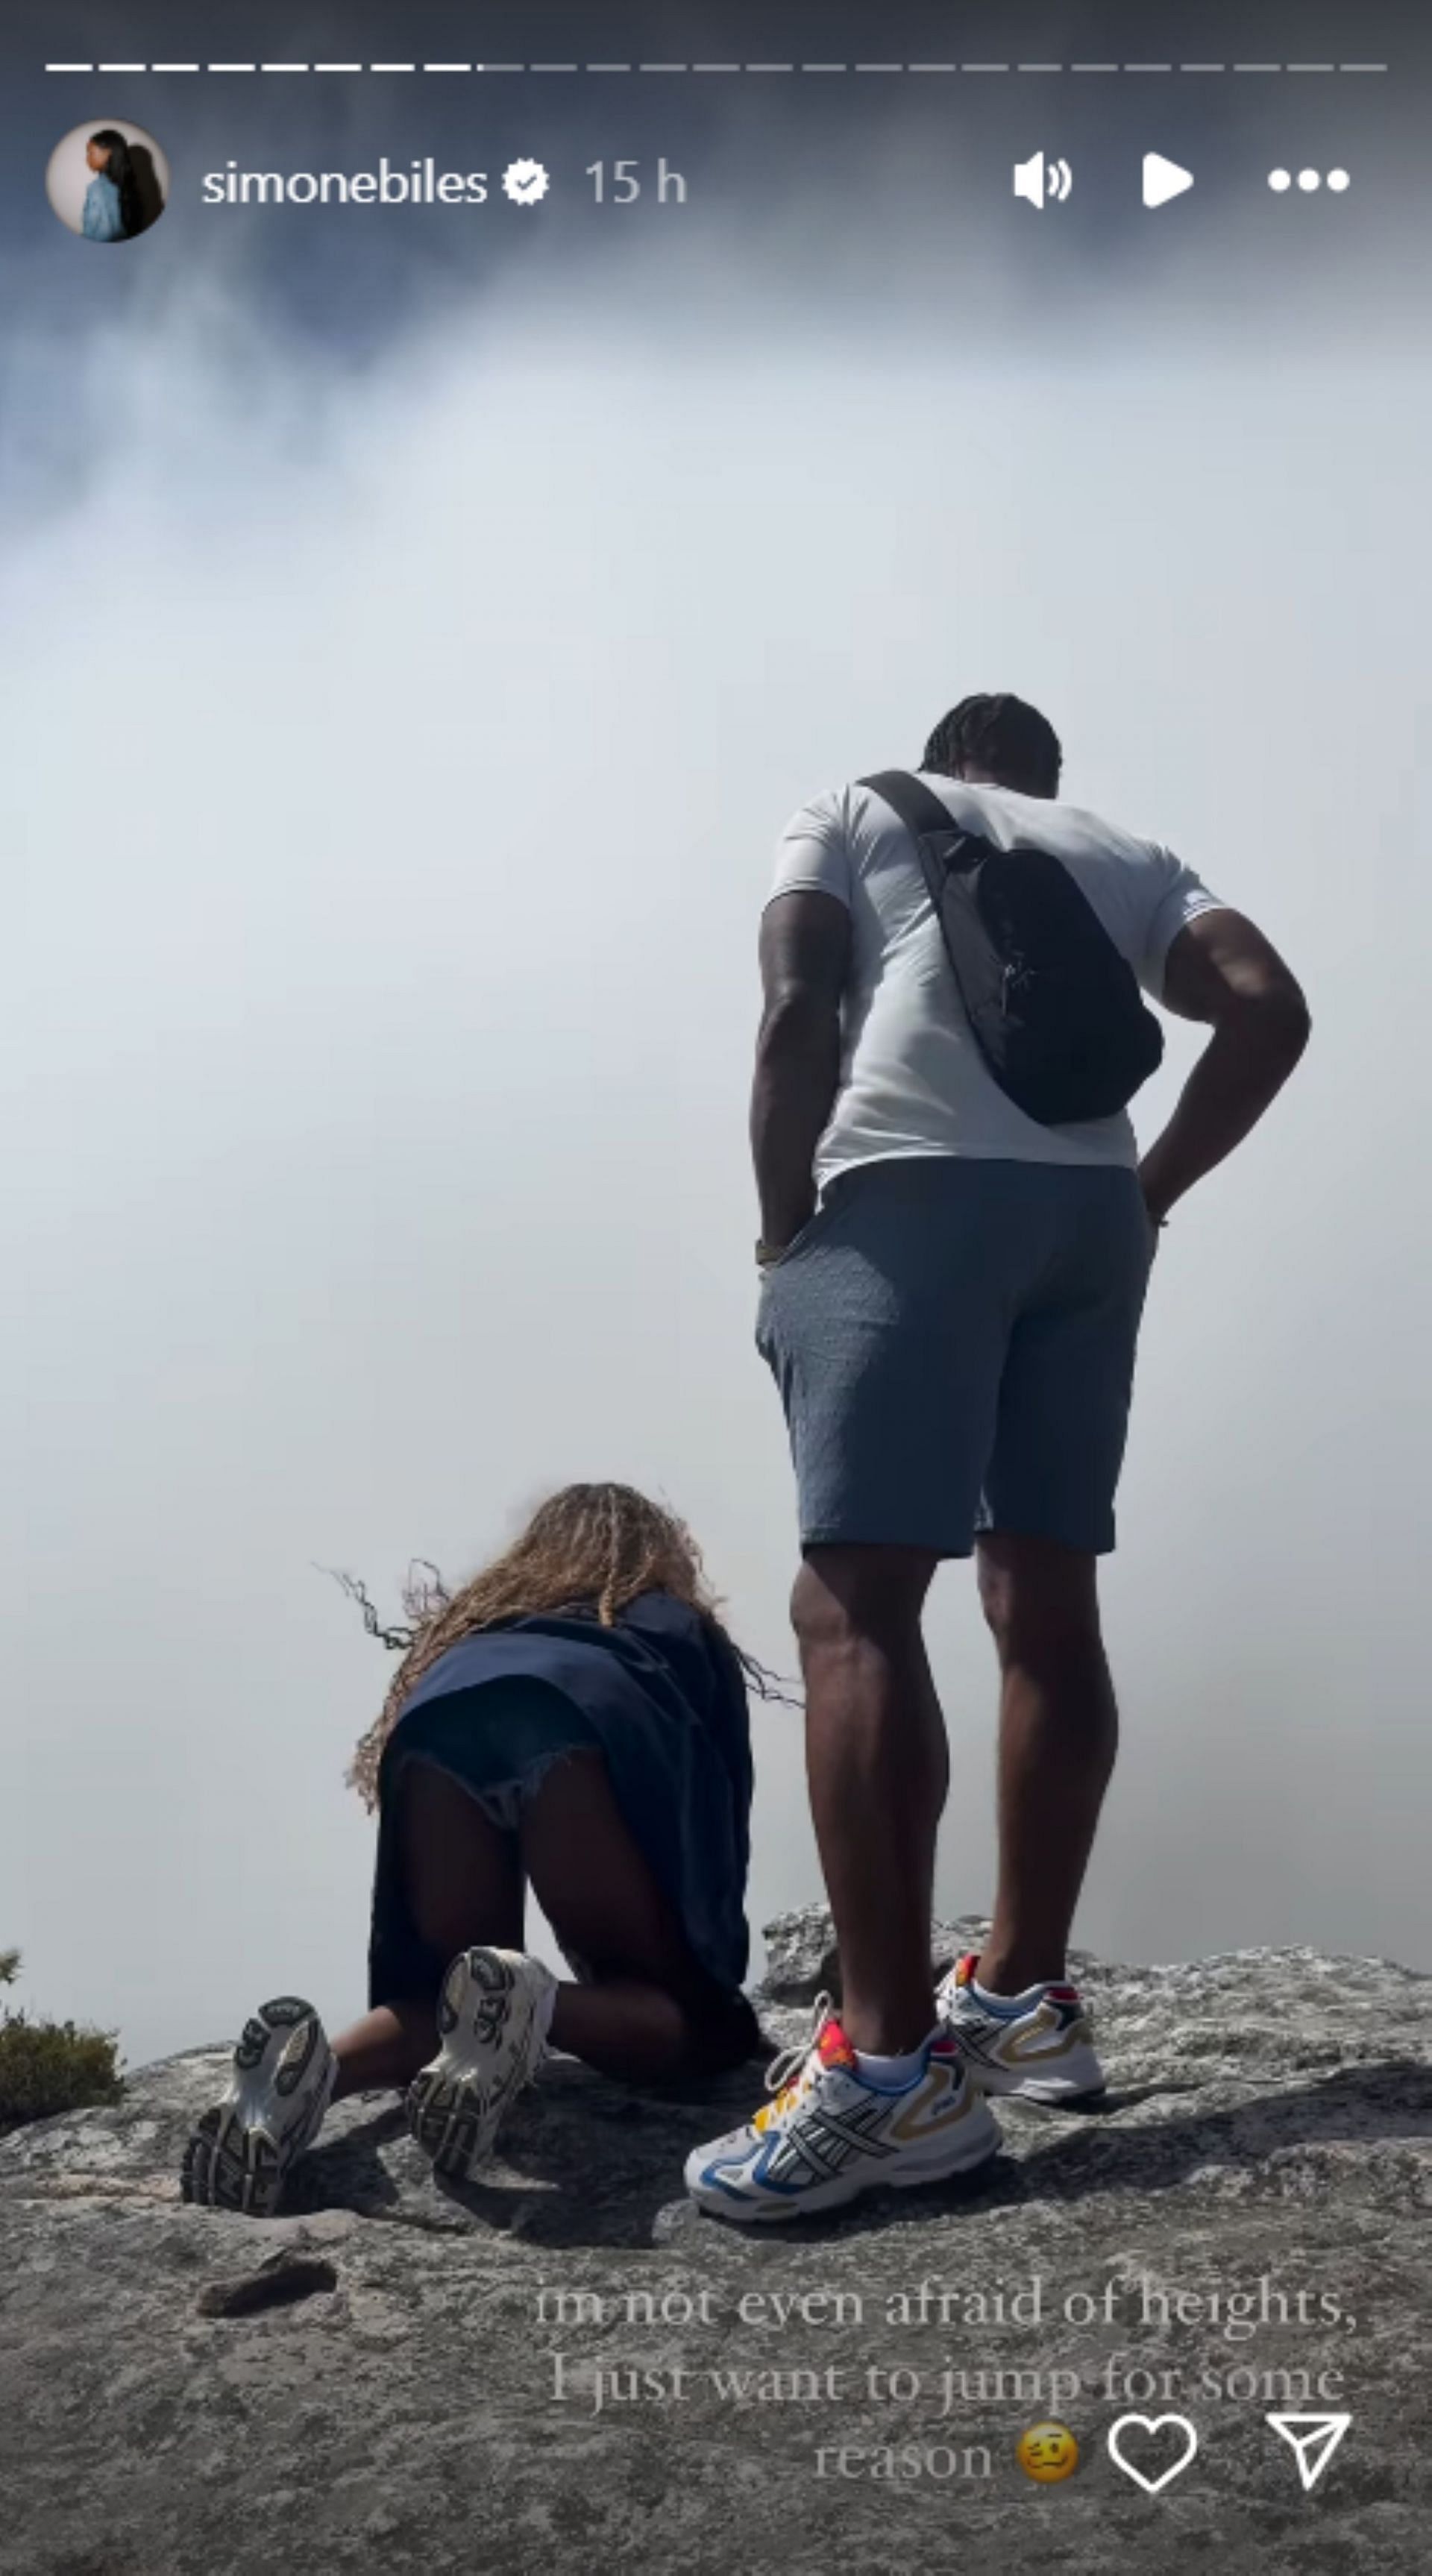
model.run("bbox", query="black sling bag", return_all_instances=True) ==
[858,770,1164,1127]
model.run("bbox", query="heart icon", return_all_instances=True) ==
[1106,2413,1199,2495]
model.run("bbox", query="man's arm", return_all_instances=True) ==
[750,889,850,1251]
[1138,908,1312,1225]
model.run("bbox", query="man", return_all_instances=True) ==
[686,692,1310,2222]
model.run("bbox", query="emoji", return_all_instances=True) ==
[1017,2420,1080,2483]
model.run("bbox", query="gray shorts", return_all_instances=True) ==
[756,1155,1156,1558]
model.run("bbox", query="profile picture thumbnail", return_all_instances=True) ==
[46,120,169,243]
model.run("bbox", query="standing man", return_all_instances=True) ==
[686,692,1309,2223]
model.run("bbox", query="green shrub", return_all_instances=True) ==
[0,1950,123,2133]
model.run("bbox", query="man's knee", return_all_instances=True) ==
[791,1547,937,1665]
[976,1535,1102,1668]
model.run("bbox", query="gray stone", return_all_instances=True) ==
[1,1911,1428,2574]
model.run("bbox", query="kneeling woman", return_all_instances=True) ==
[185,1484,762,2212]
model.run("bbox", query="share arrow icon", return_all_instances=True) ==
[1266,2413,1352,2492]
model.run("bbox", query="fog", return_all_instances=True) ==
[4,88,1429,2062]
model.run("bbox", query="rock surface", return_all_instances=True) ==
[2,1911,1429,2575]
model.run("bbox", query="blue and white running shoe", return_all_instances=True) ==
[685,1993,999,2224]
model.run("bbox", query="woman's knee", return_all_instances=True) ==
[680,1987,764,2077]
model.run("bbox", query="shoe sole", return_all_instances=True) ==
[689,2110,1002,2227]
[406,1948,546,2183]
[998,2080,1108,2107]
[961,2059,1108,2107]
[181,1997,334,2215]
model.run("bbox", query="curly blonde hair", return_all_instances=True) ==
[344,1482,733,1810]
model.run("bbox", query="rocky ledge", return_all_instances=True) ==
[2,1914,1429,2575]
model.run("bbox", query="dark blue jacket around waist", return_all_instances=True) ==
[386,1590,756,1991]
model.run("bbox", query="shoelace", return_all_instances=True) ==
[759,1990,835,2120]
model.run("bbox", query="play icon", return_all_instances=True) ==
[1266,2413,1352,2493]
[1143,151,1195,208]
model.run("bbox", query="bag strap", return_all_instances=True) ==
[858,768,970,852]
[858,770,984,1025]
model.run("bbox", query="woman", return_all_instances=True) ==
[183,1483,765,2214]
[82,132,142,243]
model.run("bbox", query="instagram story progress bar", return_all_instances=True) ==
[42,60,1389,78]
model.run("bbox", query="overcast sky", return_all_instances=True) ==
[4,9,1428,2066]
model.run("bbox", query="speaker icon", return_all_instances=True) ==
[1014,151,1073,210]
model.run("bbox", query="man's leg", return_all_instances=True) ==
[793,1542,945,2054]
[974,1530,1117,1995]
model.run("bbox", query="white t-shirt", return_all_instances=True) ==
[766,773,1225,1187]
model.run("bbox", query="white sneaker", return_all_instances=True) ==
[406,1946,556,2181]
[685,1994,1000,2225]
[182,1996,337,2214]
[937,1953,1106,2103]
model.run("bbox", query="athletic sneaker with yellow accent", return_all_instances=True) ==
[936,1953,1106,2103]
[685,1994,1000,2223]
[406,1945,557,2182]
[181,1995,338,2214]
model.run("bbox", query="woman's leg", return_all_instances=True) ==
[330,1756,527,2101]
[329,1999,443,2102]
[521,1750,756,2084]
[333,1750,755,2100]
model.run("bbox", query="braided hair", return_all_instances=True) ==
[922,694,1063,798]
[342,1481,784,1809]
